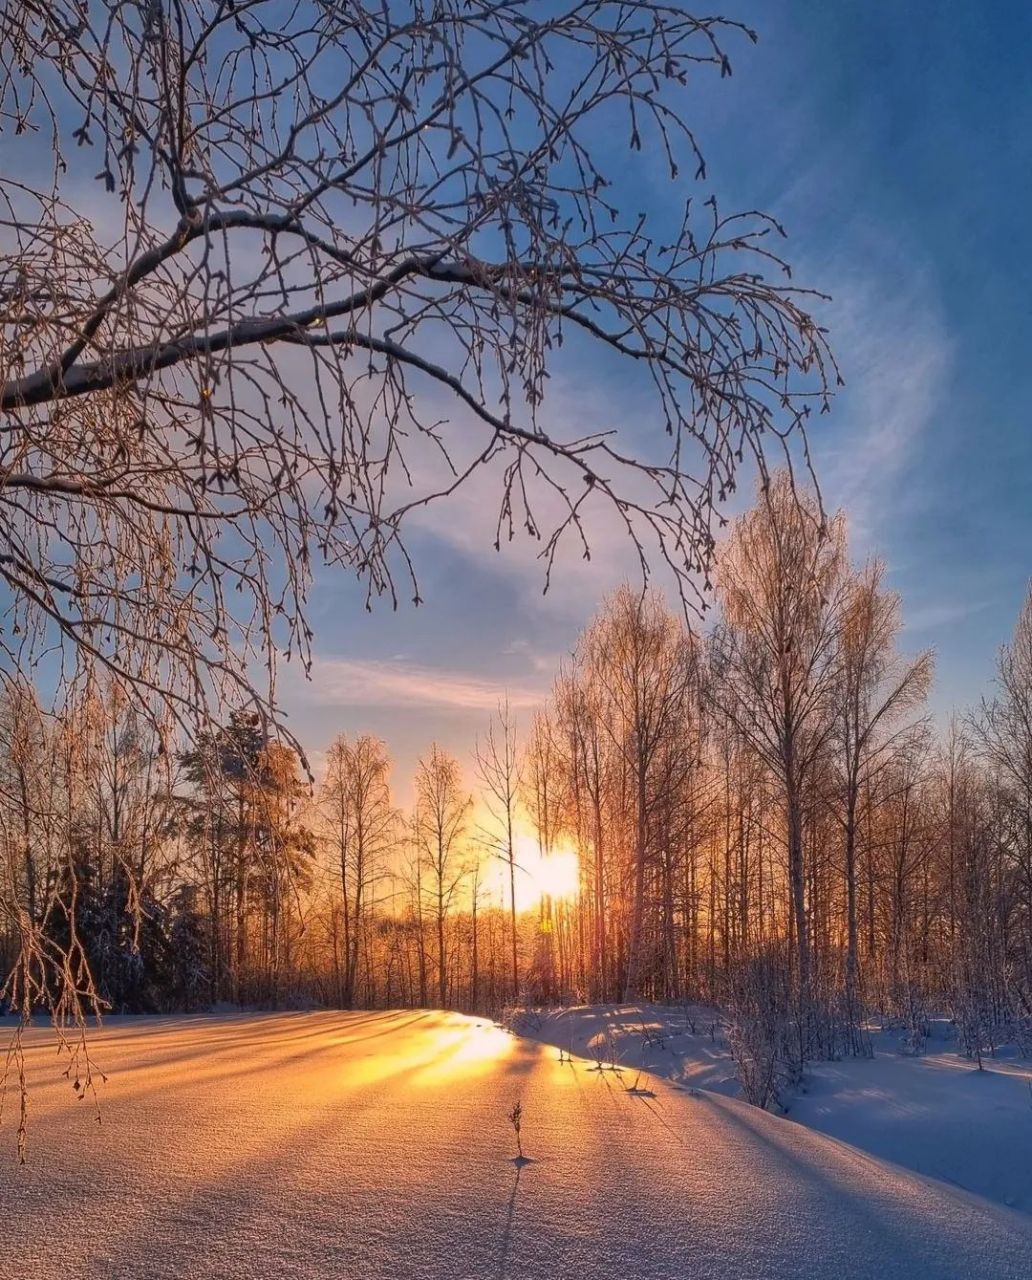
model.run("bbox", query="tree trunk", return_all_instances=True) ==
[623,772,648,1001]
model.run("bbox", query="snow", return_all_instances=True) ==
[520,1003,1032,1215]
[2,1010,1032,1279]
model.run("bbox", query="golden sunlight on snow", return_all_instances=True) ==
[411,1019,515,1086]
[6,1013,1032,1280]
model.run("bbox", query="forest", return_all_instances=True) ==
[3,473,1030,1088]
[6,2,1032,1274]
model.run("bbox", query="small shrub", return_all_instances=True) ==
[507,1099,524,1160]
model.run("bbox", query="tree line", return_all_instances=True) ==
[3,473,1032,1081]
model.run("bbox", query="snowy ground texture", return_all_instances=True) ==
[2,1010,1032,1279]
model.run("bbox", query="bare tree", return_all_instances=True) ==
[711,472,848,1046]
[0,684,65,1021]
[830,560,931,1048]
[973,584,1032,1009]
[475,700,522,1001]
[549,666,615,1000]
[585,588,698,1001]
[0,2,834,735]
[413,744,471,1009]
[535,587,699,1002]
[320,734,396,1008]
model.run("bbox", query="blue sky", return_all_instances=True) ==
[281,0,1032,788]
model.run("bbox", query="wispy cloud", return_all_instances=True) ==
[297,657,548,713]
[502,638,563,673]
[903,596,995,635]
[810,260,952,549]
[394,371,695,622]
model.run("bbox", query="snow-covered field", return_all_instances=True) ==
[519,1004,1032,1215]
[3,1011,1032,1279]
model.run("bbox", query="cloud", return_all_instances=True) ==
[391,369,712,630]
[903,596,994,635]
[503,638,563,673]
[809,260,952,549]
[295,657,549,713]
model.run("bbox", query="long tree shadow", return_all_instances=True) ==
[495,1163,524,1280]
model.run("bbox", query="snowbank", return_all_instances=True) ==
[517,1003,1032,1215]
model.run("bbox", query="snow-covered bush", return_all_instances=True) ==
[724,946,801,1111]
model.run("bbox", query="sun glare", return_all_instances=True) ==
[513,835,580,910]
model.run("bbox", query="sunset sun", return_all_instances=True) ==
[513,835,580,910]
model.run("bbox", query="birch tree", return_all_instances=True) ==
[973,586,1032,1011]
[711,472,848,1045]
[413,745,471,1008]
[320,735,396,1008]
[831,561,931,1047]
[475,701,522,1001]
